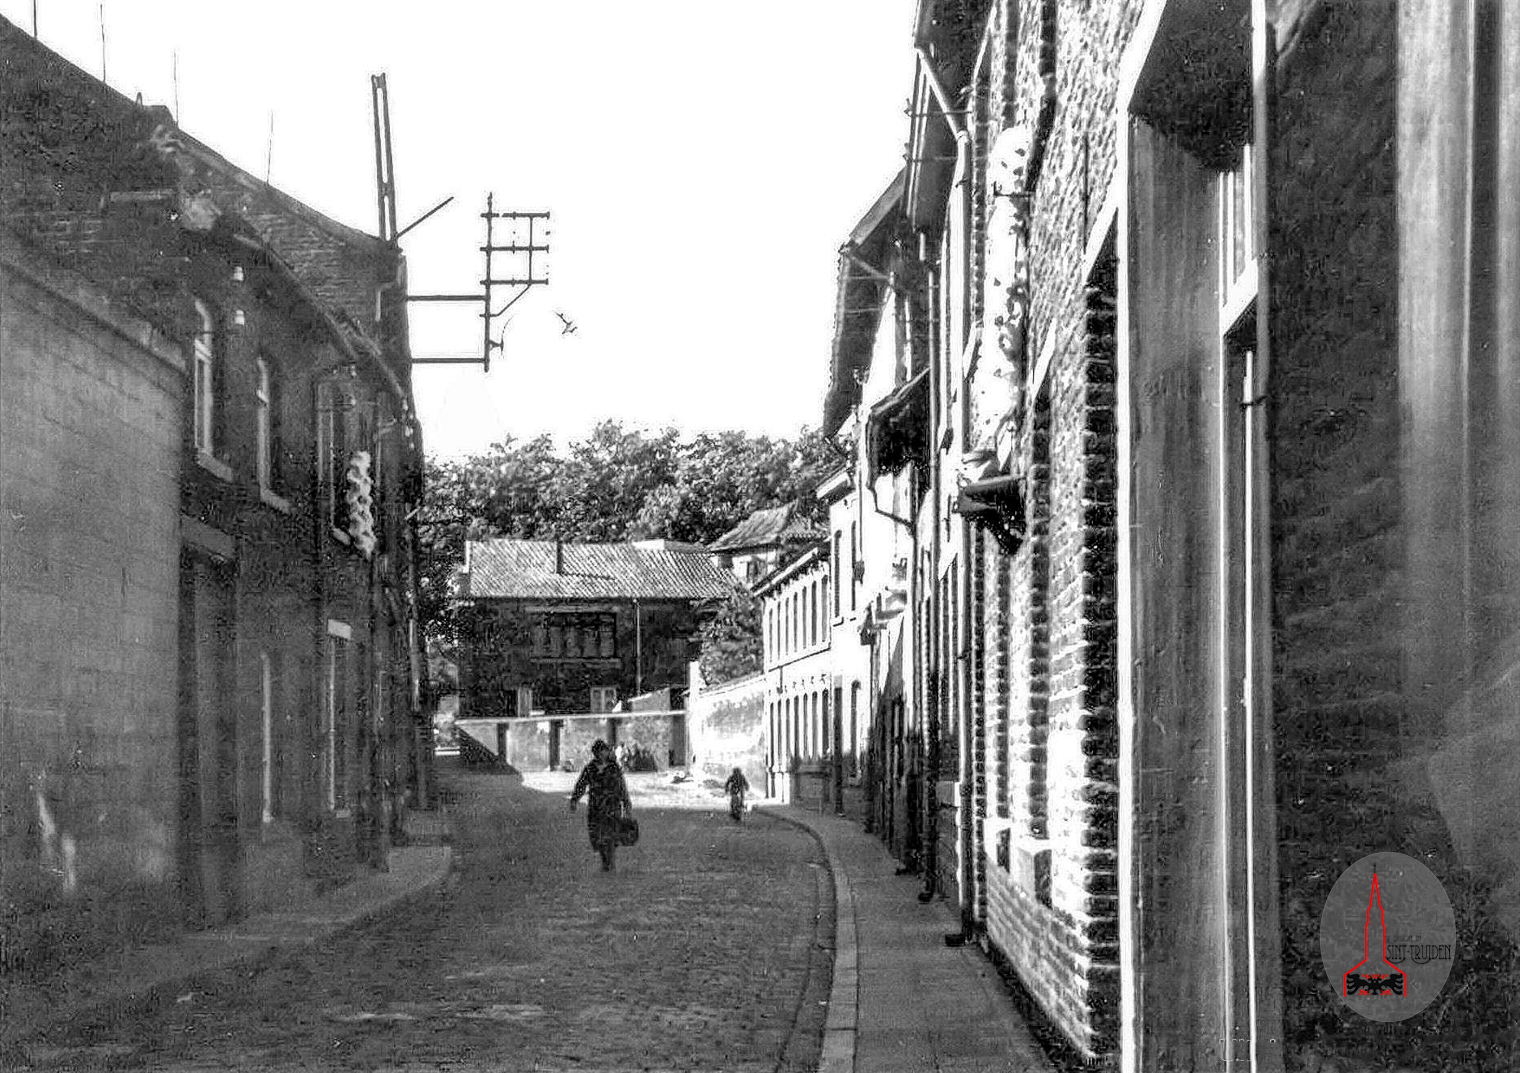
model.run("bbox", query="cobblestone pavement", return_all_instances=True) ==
[9,768,832,1073]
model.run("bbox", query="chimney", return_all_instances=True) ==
[555,539,564,574]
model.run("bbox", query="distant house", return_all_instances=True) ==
[709,503,824,585]
[456,539,735,769]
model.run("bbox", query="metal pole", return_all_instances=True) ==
[482,194,494,371]
[371,76,388,240]
[380,83,397,240]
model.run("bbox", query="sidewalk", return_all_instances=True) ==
[0,810,453,1051]
[759,803,1056,1073]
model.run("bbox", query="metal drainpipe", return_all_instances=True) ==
[311,375,329,841]
[870,473,917,853]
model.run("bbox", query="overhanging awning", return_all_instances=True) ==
[865,369,930,481]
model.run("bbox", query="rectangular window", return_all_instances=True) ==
[192,299,218,456]
[531,612,617,659]
[325,624,351,812]
[589,686,617,713]
[833,532,842,617]
[316,383,349,537]
[1220,143,1255,304]
[850,682,862,777]
[260,651,275,824]
[255,356,274,491]
[849,523,858,611]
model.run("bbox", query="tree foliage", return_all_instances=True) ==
[696,587,764,685]
[417,421,841,650]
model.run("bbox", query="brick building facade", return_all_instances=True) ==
[456,539,735,770]
[0,18,429,959]
[822,2,1520,1071]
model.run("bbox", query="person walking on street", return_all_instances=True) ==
[569,739,633,871]
[724,767,750,823]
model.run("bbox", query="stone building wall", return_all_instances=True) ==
[0,236,185,968]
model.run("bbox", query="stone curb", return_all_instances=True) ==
[755,806,858,1073]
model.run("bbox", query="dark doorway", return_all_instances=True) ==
[177,551,239,926]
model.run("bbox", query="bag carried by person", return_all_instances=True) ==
[615,814,640,846]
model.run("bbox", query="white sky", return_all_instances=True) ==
[5,1,916,458]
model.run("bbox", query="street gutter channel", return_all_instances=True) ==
[757,807,853,1073]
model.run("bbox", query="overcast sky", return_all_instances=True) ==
[5,1,916,458]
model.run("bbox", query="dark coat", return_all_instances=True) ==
[571,758,631,850]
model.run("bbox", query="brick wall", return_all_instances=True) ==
[964,3,1133,1064]
[462,600,700,719]
[0,238,185,965]
[1268,4,1519,1069]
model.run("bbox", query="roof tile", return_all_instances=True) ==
[709,503,824,553]
[462,540,738,602]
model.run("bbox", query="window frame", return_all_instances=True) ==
[255,355,274,491]
[531,611,618,660]
[324,623,353,815]
[316,382,351,543]
[192,299,218,457]
[260,651,276,825]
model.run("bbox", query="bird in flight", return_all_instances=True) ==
[555,311,578,335]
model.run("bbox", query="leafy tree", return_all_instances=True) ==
[696,588,764,685]
[416,422,845,656]
[554,421,680,541]
[631,427,842,541]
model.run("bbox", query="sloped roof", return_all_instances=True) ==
[709,504,825,553]
[0,16,395,349]
[823,172,904,437]
[461,540,737,602]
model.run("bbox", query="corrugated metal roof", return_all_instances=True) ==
[461,540,738,601]
[708,503,825,553]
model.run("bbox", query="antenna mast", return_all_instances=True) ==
[371,73,550,372]
[371,74,398,242]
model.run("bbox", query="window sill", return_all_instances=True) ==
[260,487,292,514]
[195,451,234,482]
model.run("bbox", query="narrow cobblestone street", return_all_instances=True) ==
[10,767,832,1073]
